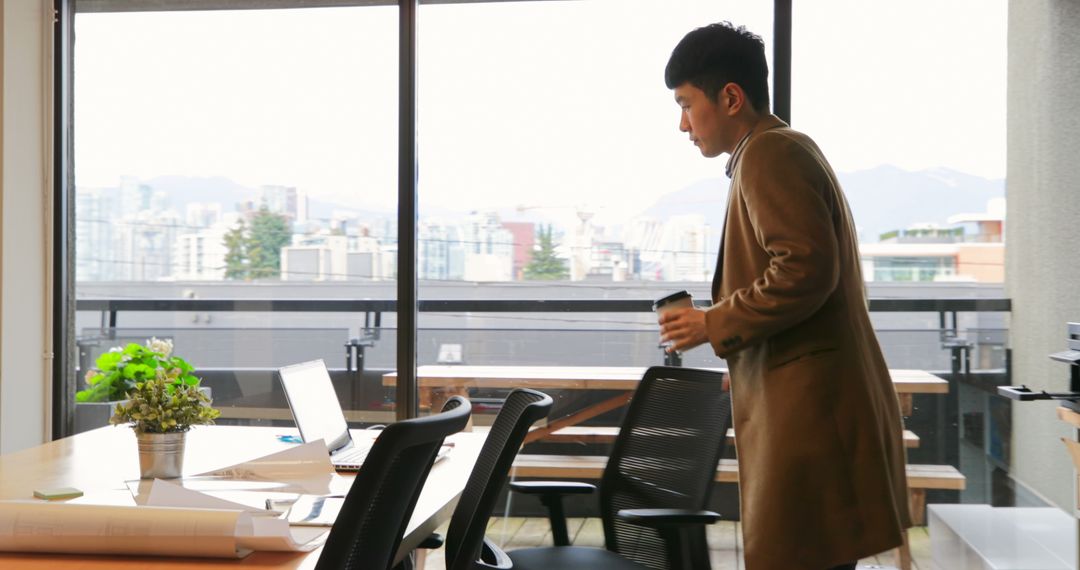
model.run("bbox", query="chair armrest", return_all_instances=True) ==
[616,508,721,529]
[617,509,719,570]
[417,532,444,550]
[509,481,596,496]
[509,481,595,547]
[474,536,512,570]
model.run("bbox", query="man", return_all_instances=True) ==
[658,22,912,570]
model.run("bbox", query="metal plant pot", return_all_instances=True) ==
[136,431,186,479]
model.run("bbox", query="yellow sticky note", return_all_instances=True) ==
[33,487,83,500]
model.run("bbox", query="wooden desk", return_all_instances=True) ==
[383,365,948,438]
[0,425,483,569]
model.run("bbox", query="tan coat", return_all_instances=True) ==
[704,115,912,569]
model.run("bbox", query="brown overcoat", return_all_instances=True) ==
[703,115,912,569]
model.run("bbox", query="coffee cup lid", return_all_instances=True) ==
[653,290,691,311]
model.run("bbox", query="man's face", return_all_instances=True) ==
[674,83,730,158]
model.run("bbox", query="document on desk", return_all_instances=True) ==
[0,500,327,558]
[142,478,283,515]
[194,439,348,495]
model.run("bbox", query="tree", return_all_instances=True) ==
[523,224,568,280]
[221,208,292,280]
[223,220,249,280]
[248,208,292,279]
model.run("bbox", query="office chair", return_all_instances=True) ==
[315,396,472,570]
[441,388,554,570]
[506,366,733,570]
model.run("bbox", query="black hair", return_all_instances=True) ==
[664,22,770,113]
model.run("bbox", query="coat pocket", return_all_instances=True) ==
[766,340,839,370]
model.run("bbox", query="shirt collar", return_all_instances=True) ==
[724,130,754,178]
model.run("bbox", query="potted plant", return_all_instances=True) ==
[75,337,200,433]
[110,371,220,479]
[97,338,220,478]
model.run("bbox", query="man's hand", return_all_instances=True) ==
[658,307,709,353]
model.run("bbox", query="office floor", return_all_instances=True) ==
[421,519,934,570]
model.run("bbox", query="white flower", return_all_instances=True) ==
[147,337,173,358]
[109,346,123,353]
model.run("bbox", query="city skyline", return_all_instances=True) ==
[74,161,1005,285]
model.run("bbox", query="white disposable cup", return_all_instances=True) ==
[653,290,693,315]
[654,291,693,353]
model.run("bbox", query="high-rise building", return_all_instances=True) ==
[186,202,223,228]
[76,183,184,282]
[173,227,228,280]
[624,215,713,281]
[117,208,183,281]
[419,220,465,280]
[260,185,299,220]
[501,221,535,280]
[75,187,120,281]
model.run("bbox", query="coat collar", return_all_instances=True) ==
[724,114,789,178]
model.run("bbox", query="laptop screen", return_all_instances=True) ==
[277,360,351,452]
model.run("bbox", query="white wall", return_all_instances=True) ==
[0,0,50,453]
[1007,0,1080,510]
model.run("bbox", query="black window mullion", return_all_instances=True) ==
[53,0,76,439]
[773,0,792,123]
[395,0,418,421]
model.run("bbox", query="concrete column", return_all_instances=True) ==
[1006,0,1080,509]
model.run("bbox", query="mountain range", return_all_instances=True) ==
[639,165,1004,242]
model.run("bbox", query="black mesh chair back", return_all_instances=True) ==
[444,389,553,570]
[600,366,732,570]
[316,396,472,570]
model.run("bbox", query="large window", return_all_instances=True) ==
[72,6,400,429]
[61,2,1025,565]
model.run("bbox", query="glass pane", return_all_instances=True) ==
[794,2,1015,567]
[73,7,399,431]
[793,0,1006,283]
[418,1,770,565]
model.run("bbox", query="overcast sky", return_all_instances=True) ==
[74,0,1006,225]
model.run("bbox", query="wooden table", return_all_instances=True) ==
[384,365,948,440]
[0,425,483,569]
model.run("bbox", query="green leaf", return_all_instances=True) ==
[95,351,123,370]
[170,357,194,374]
[122,363,154,380]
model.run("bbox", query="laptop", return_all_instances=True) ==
[277,359,373,471]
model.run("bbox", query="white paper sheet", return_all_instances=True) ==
[145,479,278,515]
[127,478,301,513]
[195,439,342,495]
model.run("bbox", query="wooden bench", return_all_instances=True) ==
[544,426,922,448]
[510,454,963,526]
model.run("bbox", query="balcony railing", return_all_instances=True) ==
[70,296,1013,504]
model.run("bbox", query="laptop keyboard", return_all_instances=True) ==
[332,444,371,467]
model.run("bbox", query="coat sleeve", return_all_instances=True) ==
[704,132,840,358]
